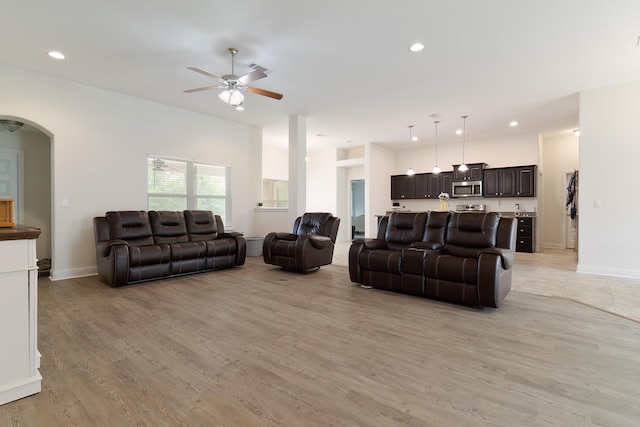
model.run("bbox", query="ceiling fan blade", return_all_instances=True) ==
[238,70,267,85]
[247,86,284,100]
[186,67,225,82]
[183,85,223,93]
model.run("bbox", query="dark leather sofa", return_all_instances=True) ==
[93,210,246,287]
[263,212,340,271]
[349,211,517,308]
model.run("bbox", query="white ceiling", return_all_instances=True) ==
[2,1,640,151]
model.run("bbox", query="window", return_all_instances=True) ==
[262,179,288,208]
[147,156,231,225]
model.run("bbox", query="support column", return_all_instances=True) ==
[288,115,306,222]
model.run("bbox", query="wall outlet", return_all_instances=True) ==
[61,198,69,207]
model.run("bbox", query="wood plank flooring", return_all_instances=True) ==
[2,257,640,426]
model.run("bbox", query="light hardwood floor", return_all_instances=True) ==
[2,254,640,426]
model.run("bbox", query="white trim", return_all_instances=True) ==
[576,264,640,280]
[50,267,97,281]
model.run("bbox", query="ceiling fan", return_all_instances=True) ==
[184,48,284,106]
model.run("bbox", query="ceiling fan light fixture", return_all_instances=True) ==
[218,89,244,106]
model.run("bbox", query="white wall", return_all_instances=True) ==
[366,143,396,237]
[0,64,262,280]
[262,145,288,180]
[541,134,579,249]
[578,81,640,278]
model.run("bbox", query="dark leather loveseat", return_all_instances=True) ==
[93,210,246,287]
[349,211,516,308]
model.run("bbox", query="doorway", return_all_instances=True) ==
[351,179,365,239]
[0,119,53,276]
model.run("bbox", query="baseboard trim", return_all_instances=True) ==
[49,267,97,281]
[576,264,640,280]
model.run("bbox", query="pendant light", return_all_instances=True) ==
[458,115,469,172]
[432,120,441,174]
[406,125,415,176]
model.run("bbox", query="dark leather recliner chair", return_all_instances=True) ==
[263,212,340,271]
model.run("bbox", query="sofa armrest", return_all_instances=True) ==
[480,247,515,270]
[362,239,388,250]
[275,232,298,241]
[100,239,129,257]
[306,235,332,249]
[95,239,130,287]
[219,231,244,239]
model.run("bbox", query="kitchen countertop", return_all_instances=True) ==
[0,225,42,241]
[498,211,536,218]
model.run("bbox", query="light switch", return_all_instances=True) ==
[61,198,69,207]
[594,199,601,208]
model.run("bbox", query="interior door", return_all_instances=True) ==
[0,149,20,223]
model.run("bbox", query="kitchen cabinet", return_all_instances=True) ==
[415,172,452,199]
[484,167,517,197]
[483,165,536,197]
[390,174,416,199]
[516,166,536,197]
[452,163,485,181]
[515,217,535,253]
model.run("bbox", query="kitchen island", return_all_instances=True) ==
[0,225,42,405]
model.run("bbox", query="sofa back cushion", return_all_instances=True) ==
[445,212,500,248]
[422,211,451,244]
[184,210,219,241]
[295,212,333,236]
[149,211,189,244]
[385,212,427,244]
[106,211,154,247]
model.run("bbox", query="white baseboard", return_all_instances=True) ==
[49,267,97,281]
[540,243,565,249]
[577,264,640,280]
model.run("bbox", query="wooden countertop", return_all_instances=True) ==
[0,225,42,241]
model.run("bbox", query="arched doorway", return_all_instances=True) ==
[0,117,53,276]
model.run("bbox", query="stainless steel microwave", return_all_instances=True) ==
[452,180,482,198]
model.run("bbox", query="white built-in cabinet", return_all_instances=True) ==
[0,227,41,405]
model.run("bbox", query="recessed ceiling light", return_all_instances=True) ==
[235,105,244,111]
[455,129,463,135]
[510,121,519,127]
[412,136,418,141]
[573,129,580,136]
[409,43,424,52]
[48,51,65,60]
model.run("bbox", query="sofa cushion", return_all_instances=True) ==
[106,211,154,247]
[422,211,450,244]
[385,212,427,244]
[149,211,189,244]
[295,212,333,236]
[358,249,402,274]
[185,210,219,241]
[446,212,500,248]
[424,254,478,285]
[129,244,171,267]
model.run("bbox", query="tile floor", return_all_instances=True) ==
[333,242,640,323]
